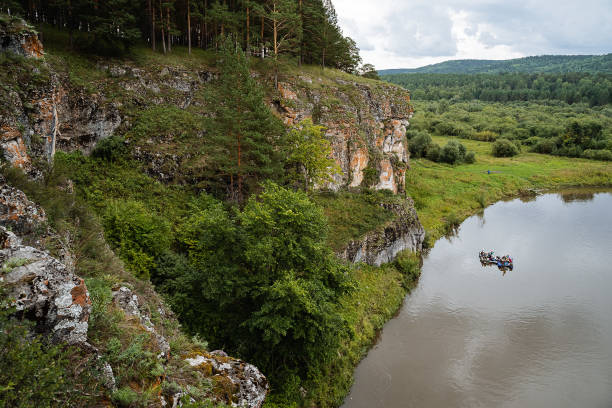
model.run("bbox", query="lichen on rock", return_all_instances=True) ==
[185,351,268,408]
[0,227,91,345]
[0,15,44,59]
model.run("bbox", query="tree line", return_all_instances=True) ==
[384,72,612,107]
[379,54,612,75]
[1,0,363,72]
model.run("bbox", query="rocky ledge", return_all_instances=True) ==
[0,15,43,59]
[338,199,425,266]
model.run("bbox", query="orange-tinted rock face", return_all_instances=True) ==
[349,147,369,187]
[21,35,44,59]
[0,134,31,170]
[376,159,396,192]
[275,79,413,193]
[0,17,44,59]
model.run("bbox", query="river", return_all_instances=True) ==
[342,190,612,408]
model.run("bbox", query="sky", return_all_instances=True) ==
[332,0,612,69]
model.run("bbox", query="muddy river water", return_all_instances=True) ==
[342,190,612,408]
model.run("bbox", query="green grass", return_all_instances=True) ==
[408,135,612,241]
[312,190,398,252]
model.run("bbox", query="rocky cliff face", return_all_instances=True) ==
[0,15,43,58]
[337,199,425,266]
[2,15,412,194]
[275,78,413,193]
[1,17,121,175]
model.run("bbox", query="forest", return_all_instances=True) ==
[383,72,612,106]
[0,0,367,73]
[378,54,612,75]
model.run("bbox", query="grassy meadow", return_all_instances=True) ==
[407,135,612,242]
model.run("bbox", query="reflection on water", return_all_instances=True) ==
[342,190,612,408]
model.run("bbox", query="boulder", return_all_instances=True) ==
[0,179,47,236]
[0,227,91,345]
[185,352,268,408]
[0,16,43,59]
[112,285,171,360]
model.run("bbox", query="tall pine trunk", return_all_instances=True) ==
[167,7,172,52]
[246,5,250,56]
[260,15,264,59]
[187,0,191,54]
[159,0,167,54]
[237,134,242,203]
[149,0,156,50]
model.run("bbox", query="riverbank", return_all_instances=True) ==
[408,135,612,242]
[325,141,611,407]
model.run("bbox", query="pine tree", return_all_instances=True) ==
[204,37,285,202]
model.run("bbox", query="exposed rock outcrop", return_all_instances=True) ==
[1,19,120,172]
[0,227,91,345]
[0,15,43,59]
[0,177,46,234]
[112,285,171,360]
[185,351,268,408]
[338,199,425,266]
[275,78,413,193]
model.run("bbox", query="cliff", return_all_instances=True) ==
[337,199,425,266]
[275,76,413,193]
[0,16,424,406]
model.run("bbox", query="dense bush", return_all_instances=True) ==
[162,183,353,399]
[582,149,612,161]
[408,131,433,158]
[472,130,498,141]
[492,138,520,157]
[533,138,557,154]
[0,306,68,408]
[440,140,463,164]
[425,143,441,162]
[102,200,171,280]
[92,135,128,163]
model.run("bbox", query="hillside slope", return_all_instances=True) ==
[379,54,612,75]
[1,17,425,408]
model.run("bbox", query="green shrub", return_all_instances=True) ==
[491,138,519,157]
[394,251,421,287]
[425,143,441,162]
[92,135,128,163]
[533,138,557,154]
[440,141,463,164]
[112,387,140,407]
[102,200,171,280]
[361,165,378,188]
[444,212,461,234]
[0,306,68,408]
[472,130,498,141]
[582,149,612,161]
[408,132,432,158]
[523,136,543,146]
[464,151,476,164]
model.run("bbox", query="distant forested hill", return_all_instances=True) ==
[379,54,612,75]
[382,72,612,106]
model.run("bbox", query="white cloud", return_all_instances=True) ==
[332,0,612,69]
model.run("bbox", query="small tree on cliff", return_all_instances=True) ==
[286,119,341,191]
[205,36,284,202]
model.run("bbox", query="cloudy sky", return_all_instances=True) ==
[333,0,612,69]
